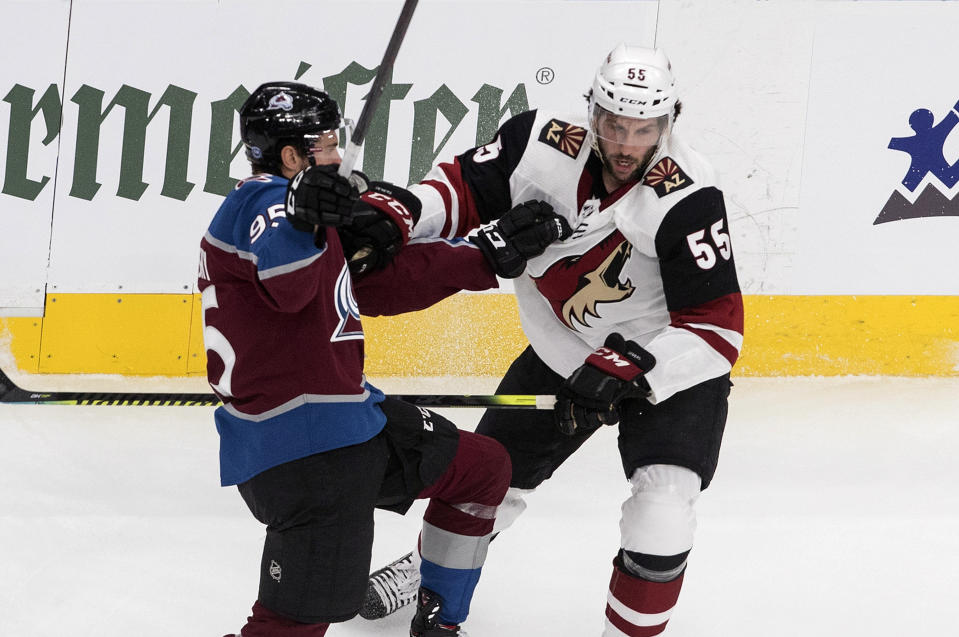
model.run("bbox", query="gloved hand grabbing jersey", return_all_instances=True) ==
[285,164,360,232]
[339,182,422,276]
[555,333,656,435]
[471,200,572,278]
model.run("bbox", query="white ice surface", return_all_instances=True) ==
[1,375,957,636]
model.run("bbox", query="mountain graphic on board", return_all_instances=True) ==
[873,184,959,225]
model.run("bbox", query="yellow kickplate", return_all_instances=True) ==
[37,294,195,375]
[2,293,958,377]
[1,317,43,373]
[739,295,959,376]
[362,293,527,377]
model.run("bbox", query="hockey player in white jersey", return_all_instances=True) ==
[354,44,744,635]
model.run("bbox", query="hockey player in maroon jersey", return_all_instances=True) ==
[357,45,744,635]
[200,82,569,637]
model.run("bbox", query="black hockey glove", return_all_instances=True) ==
[471,200,572,278]
[340,182,422,276]
[555,333,656,436]
[285,164,360,232]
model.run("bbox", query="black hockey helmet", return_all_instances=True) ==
[239,81,342,171]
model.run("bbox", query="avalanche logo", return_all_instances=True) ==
[875,98,959,224]
[532,230,634,330]
[267,91,294,111]
[331,263,364,342]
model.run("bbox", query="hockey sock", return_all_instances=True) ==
[237,601,330,637]
[414,429,509,625]
[603,555,684,636]
[419,555,482,625]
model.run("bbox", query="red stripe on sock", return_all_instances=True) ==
[608,558,684,615]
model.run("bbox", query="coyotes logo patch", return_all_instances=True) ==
[533,231,634,330]
[539,119,587,159]
[643,157,693,197]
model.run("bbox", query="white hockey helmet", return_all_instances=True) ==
[588,45,678,160]
[589,44,678,120]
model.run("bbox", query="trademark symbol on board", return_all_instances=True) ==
[536,67,555,85]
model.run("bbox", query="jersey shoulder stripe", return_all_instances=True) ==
[205,174,325,275]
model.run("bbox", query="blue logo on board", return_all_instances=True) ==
[875,99,959,224]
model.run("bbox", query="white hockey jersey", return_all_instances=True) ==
[410,110,743,404]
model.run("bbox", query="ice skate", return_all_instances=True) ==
[409,587,467,636]
[360,551,421,620]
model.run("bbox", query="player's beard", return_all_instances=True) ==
[601,145,658,189]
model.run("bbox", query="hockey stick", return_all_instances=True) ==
[338,0,419,178]
[389,394,554,410]
[0,367,218,406]
[0,367,554,409]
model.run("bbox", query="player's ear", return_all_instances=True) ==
[280,145,302,174]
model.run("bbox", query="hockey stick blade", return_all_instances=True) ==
[0,367,219,406]
[0,367,554,409]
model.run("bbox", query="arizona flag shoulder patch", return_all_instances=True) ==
[643,157,693,197]
[538,119,587,159]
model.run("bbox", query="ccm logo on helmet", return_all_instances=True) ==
[618,97,648,105]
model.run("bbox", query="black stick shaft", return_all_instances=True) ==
[339,0,419,176]
[0,368,552,409]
